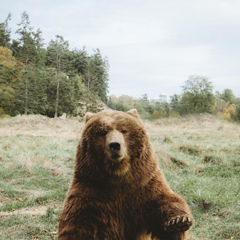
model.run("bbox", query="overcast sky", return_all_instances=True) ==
[1,0,240,99]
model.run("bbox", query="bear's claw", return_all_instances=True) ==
[165,216,192,232]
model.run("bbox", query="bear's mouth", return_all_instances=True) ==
[105,156,130,176]
[109,159,127,171]
[111,153,123,160]
[109,155,126,168]
[110,161,121,167]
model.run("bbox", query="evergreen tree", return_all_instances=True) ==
[81,57,97,112]
[82,49,109,103]
[14,65,48,115]
[15,12,46,114]
[46,35,69,117]
[11,39,21,58]
[45,71,86,117]
[16,12,37,64]
[33,28,46,67]
[0,13,11,48]
[91,49,109,103]
[72,48,88,75]
[45,67,58,117]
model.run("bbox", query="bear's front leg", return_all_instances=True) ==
[149,204,193,239]
[146,191,193,240]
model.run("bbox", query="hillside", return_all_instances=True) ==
[0,114,240,239]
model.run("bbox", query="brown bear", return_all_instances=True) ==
[58,109,193,240]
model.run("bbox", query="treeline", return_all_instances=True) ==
[1,13,239,121]
[108,75,240,121]
[0,12,109,117]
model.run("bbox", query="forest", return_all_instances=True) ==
[0,12,109,117]
[1,12,240,121]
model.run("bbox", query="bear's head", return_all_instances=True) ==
[75,109,157,186]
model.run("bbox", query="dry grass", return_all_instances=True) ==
[146,114,240,169]
[0,114,84,139]
[0,114,240,239]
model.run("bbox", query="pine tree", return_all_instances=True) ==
[72,48,88,75]
[16,12,37,65]
[81,49,109,104]
[0,13,11,48]
[15,12,46,114]
[46,35,69,117]
[90,49,109,103]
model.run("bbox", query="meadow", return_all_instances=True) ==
[0,114,240,239]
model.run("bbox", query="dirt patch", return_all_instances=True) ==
[0,190,46,207]
[0,225,26,237]
[0,206,48,216]
[0,194,12,206]
[0,115,83,139]
[25,190,46,198]
[0,201,63,216]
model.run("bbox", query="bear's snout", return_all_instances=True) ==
[109,142,121,153]
[106,130,127,162]
[108,140,125,160]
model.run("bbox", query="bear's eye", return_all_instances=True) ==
[97,130,108,137]
[121,130,128,135]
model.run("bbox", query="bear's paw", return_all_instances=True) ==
[164,215,193,232]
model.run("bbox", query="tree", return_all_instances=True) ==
[81,58,98,112]
[46,35,69,118]
[45,71,86,117]
[15,12,45,114]
[82,49,109,103]
[139,94,149,108]
[221,89,236,104]
[72,48,88,75]
[0,47,18,115]
[14,64,48,115]
[235,98,240,121]
[0,13,11,48]
[170,94,181,113]
[82,58,97,92]
[92,49,109,103]
[15,12,44,65]
[214,89,238,120]
[33,28,46,67]
[180,75,214,114]
[15,12,45,66]
[138,94,154,117]
[156,94,169,114]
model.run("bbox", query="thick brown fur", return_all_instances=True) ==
[58,109,193,240]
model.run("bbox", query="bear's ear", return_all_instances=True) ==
[127,109,140,119]
[85,112,95,123]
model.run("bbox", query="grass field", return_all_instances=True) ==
[0,114,240,239]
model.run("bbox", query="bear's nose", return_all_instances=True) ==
[109,142,121,153]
